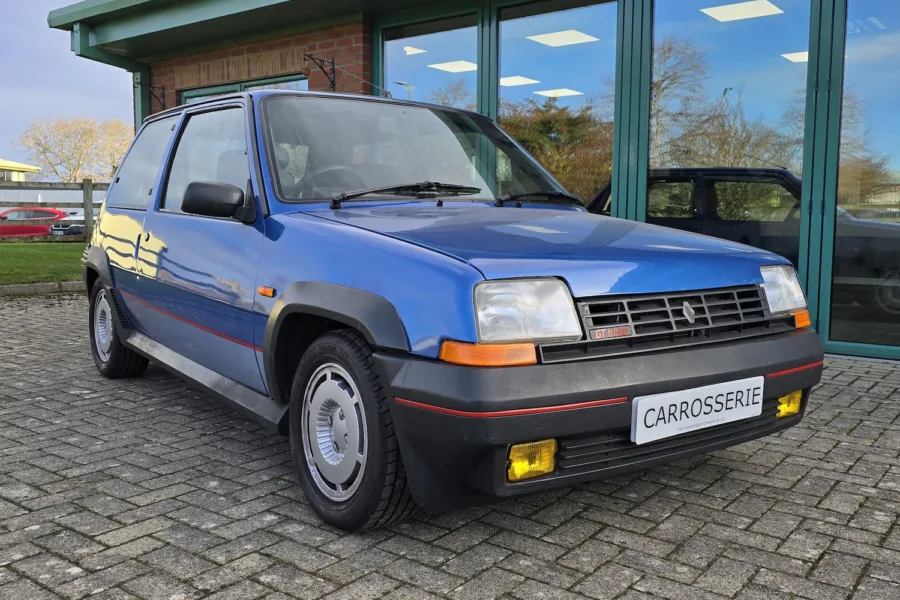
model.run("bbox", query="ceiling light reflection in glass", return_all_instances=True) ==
[526,29,600,47]
[533,88,584,97]
[427,60,479,73]
[500,76,540,87]
[700,0,783,22]
[782,51,809,62]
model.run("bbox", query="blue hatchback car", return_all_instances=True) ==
[84,91,824,530]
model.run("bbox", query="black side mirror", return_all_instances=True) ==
[182,181,250,222]
[0,215,7,221]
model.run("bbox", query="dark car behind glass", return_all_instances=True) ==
[588,167,900,318]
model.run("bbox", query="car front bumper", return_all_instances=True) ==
[376,328,823,512]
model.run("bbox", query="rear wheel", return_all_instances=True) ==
[289,330,415,530]
[89,284,148,378]
[874,270,900,315]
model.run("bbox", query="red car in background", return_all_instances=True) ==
[0,207,68,237]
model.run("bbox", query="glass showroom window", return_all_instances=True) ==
[383,16,478,108]
[829,0,900,348]
[647,0,811,268]
[498,1,616,202]
[181,76,309,104]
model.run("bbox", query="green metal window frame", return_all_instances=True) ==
[178,74,309,105]
[372,0,639,217]
[372,0,898,360]
[808,0,899,360]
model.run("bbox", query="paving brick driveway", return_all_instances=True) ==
[1,294,900,600]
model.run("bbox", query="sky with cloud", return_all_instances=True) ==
[0,1,132,167]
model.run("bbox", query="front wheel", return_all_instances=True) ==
[89,284,148,378]
[289,330,416,530]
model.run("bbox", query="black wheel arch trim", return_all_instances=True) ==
[83,245,132,338]
[263,281,411,405]
[83,244,113,290]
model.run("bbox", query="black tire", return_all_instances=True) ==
[89,283,148,378]
[289,329,416,531]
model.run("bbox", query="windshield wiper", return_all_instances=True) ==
[494,190,584,208]
[331,181,482,208]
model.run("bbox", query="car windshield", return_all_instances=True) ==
[262,94,562,203]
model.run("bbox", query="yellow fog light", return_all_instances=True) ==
[777,391,803,417]
[507,439,557,482]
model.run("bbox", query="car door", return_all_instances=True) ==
[96,115,179,325]
[133,101,267,393]
[0,210,28,235]
[699,175,801,267]
[644,174,704,235]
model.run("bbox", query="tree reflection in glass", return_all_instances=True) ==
[497,1,617,202]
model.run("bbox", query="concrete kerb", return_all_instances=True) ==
[0,280,85,296]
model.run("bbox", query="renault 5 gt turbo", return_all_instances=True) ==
[83,90,824,531]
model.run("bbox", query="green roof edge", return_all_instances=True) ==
[48,0,157,30]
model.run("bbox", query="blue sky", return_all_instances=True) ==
[0,2,132,166]
[3,1,897,172]
[844,0,900,170]
[385,0,899,171]
[656,0,899,171]
[383,4,619,110]
[655,0,811,123]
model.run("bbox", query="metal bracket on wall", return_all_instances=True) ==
[303,53,336,91]
[135,81,165,110]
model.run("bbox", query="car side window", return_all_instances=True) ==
[710,181,797,222]
[106,117,176,210]
[164,108,249,213]
[4,210,27,219]
[647,181,695,218]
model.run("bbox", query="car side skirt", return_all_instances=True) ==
[124,330,287,433]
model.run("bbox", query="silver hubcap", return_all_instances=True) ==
[301,363,368,502]
[93,290,114,362]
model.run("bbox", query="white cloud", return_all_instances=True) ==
[846,31,900,64]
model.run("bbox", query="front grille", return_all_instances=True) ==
[540,286,794,363]
[557,397,782,477]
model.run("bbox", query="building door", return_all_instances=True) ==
[815,0,900,358]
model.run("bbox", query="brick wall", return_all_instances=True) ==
[149,19,372,113]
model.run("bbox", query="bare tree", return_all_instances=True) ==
[96,120,134,179]
[17,118,99,182]
[431,80,476,111]
[16,118,133,182]
[668,89,794,171]
[782,85,893,203]
[650,37,709,166]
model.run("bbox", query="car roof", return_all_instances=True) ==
[649,166,797,178]
[145,90,484,125]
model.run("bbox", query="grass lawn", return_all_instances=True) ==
[0,242,84,285]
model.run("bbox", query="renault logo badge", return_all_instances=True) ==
[683,301,696,324]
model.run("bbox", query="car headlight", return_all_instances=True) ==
[761,265,806,315]
[475,279,582,343]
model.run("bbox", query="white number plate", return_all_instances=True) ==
[631,377,764,445]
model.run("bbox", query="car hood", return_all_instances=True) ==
[301,204,788,298]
